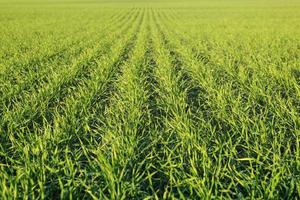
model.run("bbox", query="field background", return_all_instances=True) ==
[0,0,300,199]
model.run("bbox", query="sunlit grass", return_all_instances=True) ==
[0,0,299,199]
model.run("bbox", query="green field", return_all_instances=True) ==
[0,0,300,199]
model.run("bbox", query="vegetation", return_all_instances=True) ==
[0,0,299,199]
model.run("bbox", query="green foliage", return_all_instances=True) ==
[0,0,299,199]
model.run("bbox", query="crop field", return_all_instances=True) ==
[0,0,300,199]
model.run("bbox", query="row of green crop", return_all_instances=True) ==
[0,8,124,67]
[0,9,139,129]
[151,8,300,199]
[0,8,144,199]
[0,9,134,108]
[0,5,299,199]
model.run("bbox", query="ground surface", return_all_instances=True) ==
[0,0,300,199]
